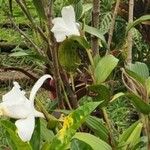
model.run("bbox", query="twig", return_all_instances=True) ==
[107,0,120,54]
[9,17,45,56]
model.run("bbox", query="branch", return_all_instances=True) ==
[2,67,38,81]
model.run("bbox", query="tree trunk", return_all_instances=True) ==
[126,0,134,64]
[91,0,100,56]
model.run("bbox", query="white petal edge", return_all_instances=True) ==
[15,115,35,142]
[61,5,80,36]
[29,74,53,103]
[61,5,76,29]
[2,82,25,104]
[0,101,32,119]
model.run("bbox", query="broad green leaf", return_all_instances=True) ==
[73,132,112,150]
[118,121,143,149]
[126,15,150,33]
[145,77,150,96]
[71,139,93,150]
[1,120,32,150]
[32,0,46,19]
[58,39,81,72]
[93,54,101,68]
[126,93,150,114]
[49,102,101,150]
[126,62,149,79]
[84,24,107,47]
[88,84,110,107]
[74,0,83,20]
[85,116,109,142]
[94,55,119,84]
[30,118,40,150]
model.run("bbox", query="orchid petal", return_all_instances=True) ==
[2,82,25,104]
[51,5,80,42]
[15,115,35,142]
[34,109,45,118]
[29,74,53,104]
[61,5,80,36]
[0,100,32,119]
[51,18,70,34]
[53,31,67,42]
[62,6,76,27]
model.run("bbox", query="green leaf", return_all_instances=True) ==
[74,0,83,20]
[40,119,54,143]
[126,93,150,114]
[99,12,112,34]
[126,15,150,33]
[111,92,125,102]
[32,0,46,19]
[0,120,32,150]
[145,77,150,96]
[84,24,107,47]
[58,38,81,72]
[41,142,51,150]
[85,116,109,142]
[126,62,149,79]
[94,55,119,84]
[81,3,92,16]
[73,132,112,150]
[88,84,110,107]
[49,102,101,150]
[70,36,90,49]
[71,139,93,150]
[10,51,29,57]
[118,121,143,149]
[30,118,40,150]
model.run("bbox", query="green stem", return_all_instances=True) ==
[36,100,57,121]
[102,108,116,149]
[60,79,73,110]
[70,73,75,92]
[86,49,94,67]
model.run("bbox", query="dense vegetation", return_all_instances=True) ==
[0,0,150,150]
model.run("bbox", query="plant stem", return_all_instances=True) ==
[86,49,94,67]
[126,0,134,64]
[36,100,58,122]
[92,0,100,56]
[107,0,120,54]
[102,108,116,149]
[61,70,78,108]
[51,41,64,108]
[60,78,72,110]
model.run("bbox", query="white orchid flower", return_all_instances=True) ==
[51,5,80,42]
[0,74,52,142]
